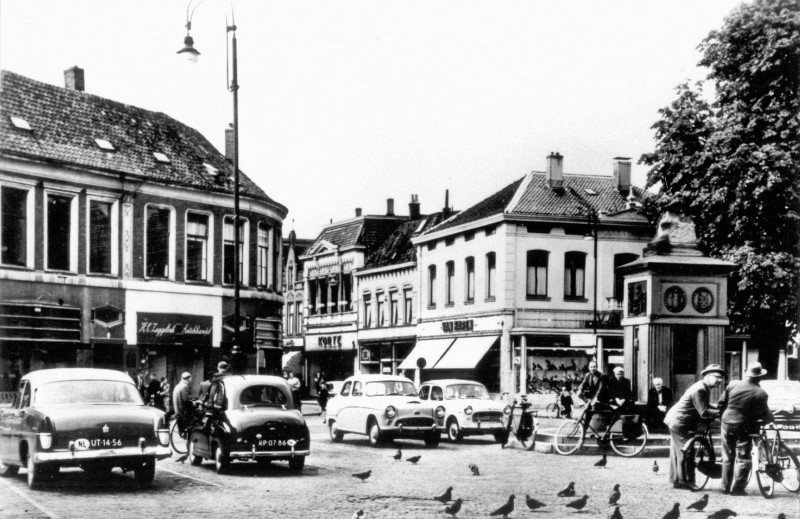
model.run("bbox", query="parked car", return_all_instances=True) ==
[418,379,506,442]
[187,375,310,473]
[0,368,171,489]
[760,379,800,430]
[326,381,345,398]
[325,374,443,447]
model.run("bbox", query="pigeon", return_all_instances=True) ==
[558,481,576,497]
[687,494,709,511]
[352,470,371,482]
[352,511,365,519]
[776,515,785,519]
[653,460,660,474]
[706,510,737,519]
[566,495,589,512]
[469,463,480,476]
[595,454,607,468]
[608,484,620,505]
[173,452,189,464]
[609,506,623,519]
[525,495,546,511]
[434,487,453,503]
[445,498,463,517]
[490,495,515,518]
[406,455,421,465]
[662,502,680,519]
[393,449,402,462]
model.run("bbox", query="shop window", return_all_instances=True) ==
[46,192,76,271]
[428,265,437,307]
[145,205,172,278]
[186,212,210,282]
[614,253,638,302]
[88,200,114,274]
[363,293,373,327]
[564,251,586,299]
[526,250,549,298]
[465,257,475,302]
[446,261,455,305]
[1,185,32,267]
[377,292,386,326]
[390,291,399,325]
[257,222,269,287]
[486,252,496,300]
[223,216,248,285]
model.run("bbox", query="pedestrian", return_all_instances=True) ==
[576,360,608,422]
[558,383,573,418]
[646,377,674,431]
[606,366,635,413]
[718,361,774,495]
[159,376,171,417]
[172,372,194,433]
[135,369,146,400]
[663,364,724,489]
[286,371,302,412]
[147,373,161,408]
[316,372,329,420]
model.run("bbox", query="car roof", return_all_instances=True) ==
[22,368,134,386]
[422,379,486,387]
[344,374,414,383]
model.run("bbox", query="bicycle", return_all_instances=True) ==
[680,418,719,491]
[500,394,539,451]
[169,405,204,454]
[752,422,800,498]
[553,402,648,457]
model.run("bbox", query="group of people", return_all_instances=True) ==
[135,370,172,415]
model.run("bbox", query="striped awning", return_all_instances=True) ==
[282,351,303,374]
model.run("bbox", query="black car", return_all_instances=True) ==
[187,375,310,473]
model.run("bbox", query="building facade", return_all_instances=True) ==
[0,68,286,394]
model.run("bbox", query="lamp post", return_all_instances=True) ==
[584,210,600,365]
[178,2,242,361]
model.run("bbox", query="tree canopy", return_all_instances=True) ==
[641,0,800,361]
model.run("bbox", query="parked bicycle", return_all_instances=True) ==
[500,393,538,451]
[751,422,800,498]
[169,404,204,454]
[553,402,648,457]
[680,418,719,491]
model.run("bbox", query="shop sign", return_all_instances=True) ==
[441,319,474,333]
[570,334,597,347]
[307,332,357,351]
[319,335,342,349]
[137,313,212,346]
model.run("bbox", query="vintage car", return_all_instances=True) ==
[187,375,310,473]
[761,379,800,431]
[418,379,506,442]
[325,374,442,447]
[0,368,171,489]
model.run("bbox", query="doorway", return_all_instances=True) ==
[673,326,703,396]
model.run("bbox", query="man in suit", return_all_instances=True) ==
[172,372,193,433]
[604,366,635,413]
[576,361,605,403]
[718,361,774,495]
[646,377,674,430]
[664,364,724,489]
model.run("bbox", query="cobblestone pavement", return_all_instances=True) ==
[1,417,797,519]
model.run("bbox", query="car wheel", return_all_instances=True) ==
[26,452,51,489]
[134,459,155,487]
[188,437,203,466]
[329,420,344,442]
[368,420,383,446]
[447,418,463,442]
[289,457,305,472]
[214,444,229,474]
[0,458,19,478]
[424,430,441,448]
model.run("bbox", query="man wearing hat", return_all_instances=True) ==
[717,361,774,495]
[664,364,725,489]
[172,372,194,433]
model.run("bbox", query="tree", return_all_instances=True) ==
[641,0,800,370]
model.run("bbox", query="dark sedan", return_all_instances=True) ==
[0,368,171,489]
[187,375,310,473]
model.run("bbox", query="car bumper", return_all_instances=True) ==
[229,448,310,460]
[385,424,438,437]
[458,423,504,435]
[35,445,172,463]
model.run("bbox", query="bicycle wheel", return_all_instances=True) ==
[754,438,776,498]
[546,403,560,419]
[554,419,584,455]
[776,439,800,493]
[517,413,537,451]
[682,437,713,491]
[610,422,648,457]
[169,420,188,454]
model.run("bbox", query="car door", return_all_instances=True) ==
[333,381,354,432]
[340,381,366,433]
[0,381,29,461]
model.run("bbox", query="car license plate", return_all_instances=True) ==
[257,439,289,448]
[74,438,123,450]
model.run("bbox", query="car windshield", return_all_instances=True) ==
[364,381,417,397]
[239,385,289,407]
[445,384,490,400]
[34,380,143,406]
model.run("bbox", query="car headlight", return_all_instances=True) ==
[38,433,53,450]
[464,406,473,415]
[385,405,397,418]
[503,405,512,415]
[436,406,445,418]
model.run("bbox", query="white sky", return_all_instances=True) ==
[0,0,744,238]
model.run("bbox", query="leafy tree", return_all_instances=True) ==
[641,0,800,370]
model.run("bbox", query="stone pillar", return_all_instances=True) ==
[519,335,527,394]
[122,199,134,279]
[500,328,513,395]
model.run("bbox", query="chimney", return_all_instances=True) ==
[613,157,632,194]
[225,124,234,162]
[409,194,421,220]
[355,207,362,217]
[64,66,85,92]
[442,189,452,219]
[546,152,564,189]
[386,198,395,216]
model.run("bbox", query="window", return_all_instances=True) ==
[446,261,455,305]
[431,386,444,401]
[330,276,339,313]
[390,291,399,325]
[465,257,475,302]
[564,251,586,299]
[287,265,294,288]
[352,381,363,397]
[464,232,474,242]
[486,252,496,299]
[88,200,113,274]
[377,292,386,326]
[614,253,639,302]
[427,241,437,251]
[428,265,437,307]
[186,213,209,281]
[287,303,294,337]
[343,273,352,311]
[1,186,30,267]
[340,381,351,397]
[403,288,413,324]
[445,237,454,246]
[145,206,171,278]
[46,193,74,271]
[223,216,246,285]
[318,278,328,314]
[526,250,549,298]
[309,282,318,315]
[257,223,269,287]
[294,303,300,335]
[364,293,373,327]
[485,226,496,236]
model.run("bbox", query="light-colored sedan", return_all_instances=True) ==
[325,375,443,447]
[761,379,800,431]
[418,379,506,442]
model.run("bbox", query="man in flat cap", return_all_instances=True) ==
[664,364,725,489]
[718,361,774,495]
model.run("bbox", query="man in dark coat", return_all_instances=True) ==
[146,374,161,407]
[576,361,605,403]
[664,364,724,489]
[605,366,635,413]
[646,377,674,430]
[718,361,774,495]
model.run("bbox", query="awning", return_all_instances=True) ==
[398,338,455,370]
[282,351,303,373]
[433,335,499,369]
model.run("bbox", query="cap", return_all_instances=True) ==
[181,372,192,380]
[613,366,624,374]
[217,361,230,371]
[701,364,725,376]
[744,361,767,378]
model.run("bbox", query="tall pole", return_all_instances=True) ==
[229,23,241,356]
[593,214,598,361]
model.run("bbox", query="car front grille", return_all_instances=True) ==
[396,417,434,428]
[473,412,503,423]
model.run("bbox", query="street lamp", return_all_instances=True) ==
[583,209,600,363]
[179,1,242,359]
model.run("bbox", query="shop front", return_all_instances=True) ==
[305,330,358,390]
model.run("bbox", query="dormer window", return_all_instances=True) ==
[203,163,218,176]
[153,152,170,163]
[94,138,115,151]
[10,116,32,131]
[584,188,598,196]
